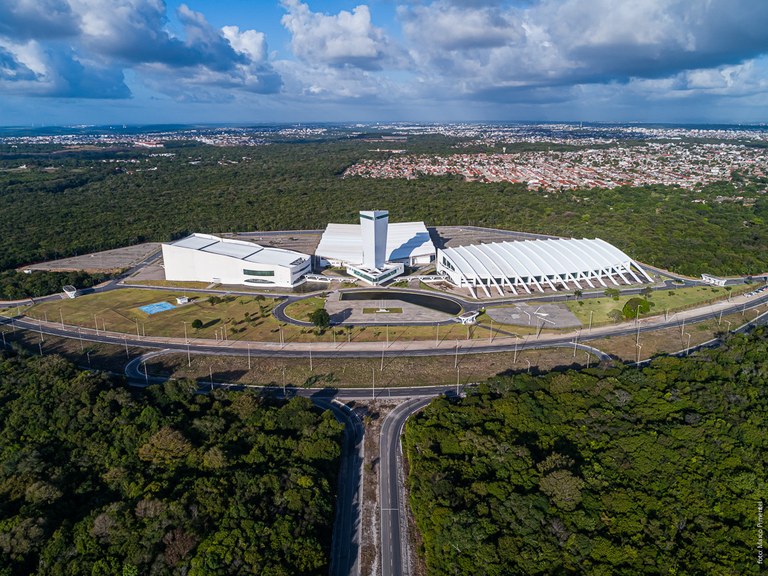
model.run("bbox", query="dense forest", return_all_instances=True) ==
[405,329,767,575]
[0,270,112,300]
[0,139,767,276]
[0,350,342,575]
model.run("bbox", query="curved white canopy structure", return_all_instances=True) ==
[437,238,652,298]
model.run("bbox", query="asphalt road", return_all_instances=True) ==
[8,289,768,364]
[313,398,364,576]
[379,398,432,576]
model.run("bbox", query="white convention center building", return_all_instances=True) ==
[437,237,652,298]
[162,233,311,288]
[316,210,436,285]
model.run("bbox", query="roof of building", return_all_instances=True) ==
[440,238,648,281]
[168,234,309,268]
[316,221,435,265]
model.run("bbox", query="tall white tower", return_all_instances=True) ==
[360,210,388,269]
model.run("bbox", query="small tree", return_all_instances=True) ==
[640,286,654,299]
[573,289,583,300]
[308,308,331,330]
[604,288,620,300]
[607,309,623,323]
[191,319,203,330]
[622,297,653,320]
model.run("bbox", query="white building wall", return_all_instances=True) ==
[162,243,306,288]
[360,210,388,269]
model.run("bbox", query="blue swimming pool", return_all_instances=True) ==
[139,301,176,315]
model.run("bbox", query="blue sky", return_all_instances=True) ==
[1,0,767,125]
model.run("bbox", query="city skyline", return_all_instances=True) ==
[1,0,767,126]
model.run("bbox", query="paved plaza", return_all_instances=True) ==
[325,291,455,324]
[487,302,581,329]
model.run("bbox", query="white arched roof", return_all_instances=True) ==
[439,238,649,285]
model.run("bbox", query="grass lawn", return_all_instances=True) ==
[283,296,326,322]
[146,346,600,388]
[590,310,747,363]
[27,289,286,341]
[563,285,748,326]
[26,289,495,344]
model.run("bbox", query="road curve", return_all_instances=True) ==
[379,398,432,576]
[312,398,364,576]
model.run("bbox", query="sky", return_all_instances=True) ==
[1,0,767,126]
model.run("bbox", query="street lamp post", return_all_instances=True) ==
[183,321,190,367]
[247,343,251,370]
[636,343,642,364]
[588,310,593,332]
[59,308,64,328]
[526,359,531,374]
[454,340,459,369]
[456,366,460,396]
[686,333,692,356]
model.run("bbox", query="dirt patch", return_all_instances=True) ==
[21,243,161,273]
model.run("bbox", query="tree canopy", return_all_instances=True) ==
[405,329,768,575]
[0,350,343,575]
[1,140,767,277]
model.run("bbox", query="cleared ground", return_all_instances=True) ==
[430,226,555,249]
[20,243,160,273]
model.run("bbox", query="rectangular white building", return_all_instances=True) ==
[162,233,311,288]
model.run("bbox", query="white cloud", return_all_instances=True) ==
[281,0,402,70]
[397,0,768,101]
[221,26,267,63]
[0,0,281,99]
